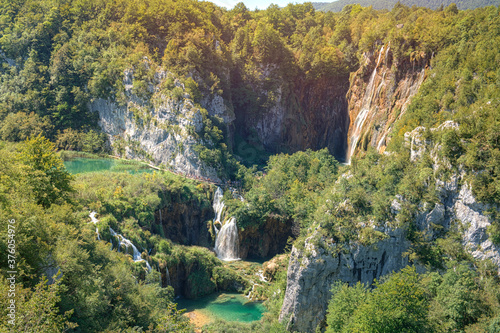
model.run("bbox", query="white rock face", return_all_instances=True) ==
[279,229,410,332]
[201,93,235,123]
[404,126,429,162]
[454,185,500,267]
[280,122,500,332]
[89,67,231,182]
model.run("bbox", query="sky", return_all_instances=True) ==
[209,0,325,10]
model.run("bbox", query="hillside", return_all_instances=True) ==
[1,0,500,332]
[313,0,500,11]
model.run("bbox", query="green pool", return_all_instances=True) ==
[64,157,153,175]
[177,293,266,323]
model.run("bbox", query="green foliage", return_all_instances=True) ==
[73,168,209,229]
[20,135,73,208]
[0,277,77,332]
[325,264,500,332]
[0,142,192,331]
[0,112,53,142]
[326,267,430,332]
[326,282,368,333]
[55,128,108,154]
[193,112,241,180]
[227,148,339,230]
[154,303,194,333]
[314,0,500,12]
[1,2,500,332]
[428,263,487,331]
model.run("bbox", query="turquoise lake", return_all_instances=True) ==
[64,157,153,175]
[177,293,266,323]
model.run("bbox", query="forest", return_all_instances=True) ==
[0,0,500,332]
[313,0,500,12]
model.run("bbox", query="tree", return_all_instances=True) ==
[428,263,487,331]
[0,277,76,332]
[20,135,73,208]
[326,282,368,332]
[345,267,430,332]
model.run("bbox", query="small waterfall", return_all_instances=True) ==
[165,266,171,286]
[90,211,98,223]
[347,45,385,164]
[110,227,152,271]
[212,187,240,261]
[89,211,100,240]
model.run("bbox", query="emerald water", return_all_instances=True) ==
[177,293,266,323]
[64,158,153,175]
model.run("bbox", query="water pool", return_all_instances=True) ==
[177,293,266,323]
[63,157,153,175]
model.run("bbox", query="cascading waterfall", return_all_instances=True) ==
[214,217,240,261]
[89,211,100,240]
[246,270,268,300]
[212,187,240,261]
[109,227,152,271]
[212,187,225,226]
[347,45,385,164]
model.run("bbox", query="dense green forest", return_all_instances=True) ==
[1,0,500,332]
[313,0,500,12]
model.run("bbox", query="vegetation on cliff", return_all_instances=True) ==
[1,0,500,332]
[326,263,500,332]
[313,0,499,12]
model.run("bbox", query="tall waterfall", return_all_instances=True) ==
[109,227,152,271]
[212,187,240,261]
[347,45,385,164]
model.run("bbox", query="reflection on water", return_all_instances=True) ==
[177,292,266,323]
[64,158,153,175]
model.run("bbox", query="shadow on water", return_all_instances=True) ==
[176,292,266,323]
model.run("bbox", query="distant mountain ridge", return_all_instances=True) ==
[313,0,500,12]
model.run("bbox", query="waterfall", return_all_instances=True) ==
[110,227,152,271]
[212,187,225,226]
[165,266,171,286]
[212,187,240,261]
[89,211,100,240]
[214,217,240,261]
[347,45,385,164]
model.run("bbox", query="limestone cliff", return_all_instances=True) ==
[279,122,500,332]
[239,217,296,259]
[346,43,427,162]
[233,65,350,162]
[405,123,500,268]
[89,65,234,181]
[153,200,213,248]
[279,228,410,332]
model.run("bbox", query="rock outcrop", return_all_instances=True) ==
[153,200,213,248]
[346,43,427,162]
[89,65,234,181]
[405,122,500,268]
[233,65,350,162]
[280,122,500,332]
[239,217,296,259]
[279,228,411,332]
